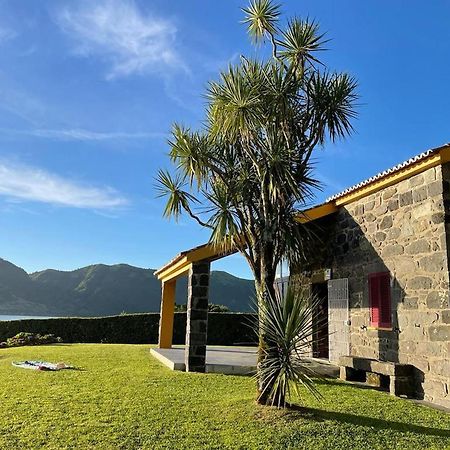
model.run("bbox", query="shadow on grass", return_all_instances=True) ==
[282,405,450,438]
[313,377,387,392]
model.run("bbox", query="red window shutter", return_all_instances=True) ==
[369,273,380,326]
[378,273,392,328]
[369,272,392,328]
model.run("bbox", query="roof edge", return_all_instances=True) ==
[297,143,450,223]
[155,143,450,278]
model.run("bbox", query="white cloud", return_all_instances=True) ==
[0,26,16,43]
[12,128,167,141]
[0,85,46,125]
[56,0,184,79]
[0,161,128,209]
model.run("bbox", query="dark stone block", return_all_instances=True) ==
[190,286,208,298]
[189,276,199,287]
[186,332,207,345]
[428,180,443,197]
[199,274,210,286]
[380,215,393,229]
[388,199,399,211]
[189,320,207,334]
[186,352,206,372]
[399,191,413,207]
[187,365,206,373]
[403,297,418,309]
[429,325,450,341]
[186,355,205,365]
[190,297,208,310]
[442,310,450,324]
[189,309,208,321]
[191,263,210,274]
[193,345,207,356]
[426,291,446,309]
[432,212,445,224]
[413,186,428,203]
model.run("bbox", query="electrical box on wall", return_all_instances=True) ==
[324,268,332,281]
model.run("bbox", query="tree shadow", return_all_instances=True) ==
[282,404,450,438]
[313,377,386,392]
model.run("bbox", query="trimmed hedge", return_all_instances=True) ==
[0,313,257,346]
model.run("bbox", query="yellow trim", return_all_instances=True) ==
[156,145,450,279]
[440,146,450,163]
[158,280,176,349]
[295,145,450,224]
[335,153,442,206]
[159,263,191,283]
[156,243,236,281]
[296,202,338,223]
[157,256,189,282]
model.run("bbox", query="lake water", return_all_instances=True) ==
[0,315,54,321]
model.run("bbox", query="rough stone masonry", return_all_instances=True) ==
[185,262,210,372]
[292,163,450,409]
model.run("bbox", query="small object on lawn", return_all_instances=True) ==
[12,360,74,371]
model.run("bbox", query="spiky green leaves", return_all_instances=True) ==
[156,3,358,407]
[207,63,264,140]
[278,19,328,67]
[257,286,323,407]
[169,124,211,187]
[155,169,198,220]
[242,0,281,43]
[206,181,240,250]
[308,72,358,143]
[156,0,358,305]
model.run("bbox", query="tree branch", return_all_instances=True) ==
[184,204,213,229]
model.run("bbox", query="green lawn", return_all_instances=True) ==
[0,344,449,450]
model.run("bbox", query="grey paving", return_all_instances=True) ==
[150,346,339,377]
[151,345,257,375]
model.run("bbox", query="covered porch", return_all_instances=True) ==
[154,242,238,373]
[153,241,340,377]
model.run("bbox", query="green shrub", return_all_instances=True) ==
[1,332,62,348]
[0,313,257,345]
[174,304,231,312]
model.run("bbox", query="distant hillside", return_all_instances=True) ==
[0,258,255,316]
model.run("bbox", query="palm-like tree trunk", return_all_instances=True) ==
[254,257,281,405]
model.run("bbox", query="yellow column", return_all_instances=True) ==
[158,280,176,348]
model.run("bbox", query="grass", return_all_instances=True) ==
[0,344,449,450]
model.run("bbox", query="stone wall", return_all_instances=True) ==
[292,164,450,408]
[185,262,210,372]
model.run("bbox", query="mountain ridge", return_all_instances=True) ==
[0,258,255,316]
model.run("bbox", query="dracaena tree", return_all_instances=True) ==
[157,0,357,405]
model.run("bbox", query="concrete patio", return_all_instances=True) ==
[150,345,340,377]
[151,345,258,375]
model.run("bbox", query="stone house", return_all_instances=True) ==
[291,143,450,408]
[155,143,450,409]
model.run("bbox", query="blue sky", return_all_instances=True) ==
[0,0,449,279]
